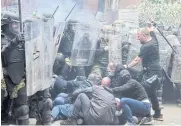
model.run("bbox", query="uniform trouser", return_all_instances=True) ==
[175,83,181,104]
[128,68,162,112]
[30,88,52,125]
[4,76,29,125]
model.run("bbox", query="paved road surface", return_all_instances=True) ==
[27,104,181,125]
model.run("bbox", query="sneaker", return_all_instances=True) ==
[132,116,139,124]
[60,118,77,125]
[77,118,84,125]
[139,116,154,125]
[124,122,136,126]
[153,113,163,121]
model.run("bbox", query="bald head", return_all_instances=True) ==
[101,77,111,87]
[107,62,116,72]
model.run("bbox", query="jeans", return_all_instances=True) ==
[120,98,151,123]
[53,93,68,106]
[51,104,74,120]
[128,68,162,112]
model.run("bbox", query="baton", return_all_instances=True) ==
[65,4,76,21]
[18,0,22,32]
[47,6,59,22]
[149,20,177,54]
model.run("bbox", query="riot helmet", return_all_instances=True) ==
[1,11,20,40]
[53,53,65,75]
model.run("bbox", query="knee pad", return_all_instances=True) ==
[38,98,52,111]
[37,98,52,124]
[14,105,29,120]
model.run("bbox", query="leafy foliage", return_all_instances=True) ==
[133,1,181,27]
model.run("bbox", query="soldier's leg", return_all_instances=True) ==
[175,83,181,106]
[36,88,52,125]
[5,77,29,125]
[13,86,29,125]
[29,97,37,118]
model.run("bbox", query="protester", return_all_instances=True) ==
[60,77,119,125]
[111,69,152,125]
[124,27,163,120]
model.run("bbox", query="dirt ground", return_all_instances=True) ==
[27,104,181,125]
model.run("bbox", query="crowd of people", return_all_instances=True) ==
[1,9,181,125]
[48,25,165,125]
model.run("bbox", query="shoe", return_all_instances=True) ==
[132,116,139,124]
[77,118,84,125]
[153,111,163,121]
[124,121,136,126]
[139,116,154,125]
[60,118,77,125]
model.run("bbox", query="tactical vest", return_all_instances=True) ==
[2,41,25,84]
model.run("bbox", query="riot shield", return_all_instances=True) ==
[109,34,122,64]
[53,22,66,58]
[24,18,54,96]
[70,23,100,66]
[171,45,181,83]
[126,30,142,71]
[159,50,172,71]
[158,34,180,71]
[126,46,142,71]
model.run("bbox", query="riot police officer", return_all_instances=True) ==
[1,12,29,125]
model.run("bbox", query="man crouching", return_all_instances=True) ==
[60,77,119,125]
[112,70,152,125]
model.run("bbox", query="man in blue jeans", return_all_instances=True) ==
[111,70,152,125]
[51,104,74,122]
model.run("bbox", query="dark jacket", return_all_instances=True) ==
[73,85,119,125]
[112,79,148,101]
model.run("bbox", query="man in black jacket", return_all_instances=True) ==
[60,77,119,125]
[112,70,152,125]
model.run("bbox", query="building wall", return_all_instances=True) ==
[119,0,142,9]
[87,0,99,14]
[86,0,142,12]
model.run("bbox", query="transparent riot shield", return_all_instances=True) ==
[109,34,122,64]
[159,50,172,71]
[24,18,54,96]
[70,23,100,66]
[127,46,142,71]
[53,22,66,58]
[24,19,42,96]
[158,34,180,71]
[126,30,142,71]
[171,45,181,83]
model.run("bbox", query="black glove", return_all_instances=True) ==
[2,33,25,53]
[13,33,25,44]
